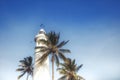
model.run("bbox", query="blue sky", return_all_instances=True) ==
[0,0,120,80]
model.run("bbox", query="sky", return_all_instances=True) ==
[0,0,120,80]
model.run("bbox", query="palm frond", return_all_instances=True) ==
[58,52,67,61]
[57,40,69,48]
[27,56,32,66]
[35,46,49,53]
[23,57,29,66]
[56,32,60,45]
[76,64,83,72]
[19,60,26,65]
[16,68,25,71]
[71,59,76,70]
[77,75,85,80]
[47,31,58,45]
[58,75,67,80]
[55,54,59,67]
[59,69,67,74]
[59,49,71,53]
[18,72,26,79]
[65,58,71,65]
[72,59,75,66]
[59,63,68,69]
[57,68,62,71]
[37,51,50,65]
[35,46,47,49]
[36,48,49,53]
[18,64,26,67]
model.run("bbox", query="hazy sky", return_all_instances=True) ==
[0,0,120,80]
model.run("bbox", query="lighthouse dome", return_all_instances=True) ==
[39,28,46,34]
[35,28,47,42]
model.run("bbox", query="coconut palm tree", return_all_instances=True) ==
[35,31,71,80]
[16,56,33,80]
[57,58,84,80]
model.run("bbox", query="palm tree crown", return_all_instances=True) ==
[35,31,71,80]
[16,56,33,80]
[57,58,84,80]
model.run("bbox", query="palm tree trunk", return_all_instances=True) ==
[52,55,54,80]
[26,73,29,80]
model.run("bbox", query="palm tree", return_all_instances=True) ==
[16,56,33,80]
[36,31,71,80]
[57,58,84,80]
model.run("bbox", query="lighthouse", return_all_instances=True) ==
[33,29,50,80]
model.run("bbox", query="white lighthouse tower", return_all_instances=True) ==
[33,29,50,80]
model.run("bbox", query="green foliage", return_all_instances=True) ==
[36,31,71,66]
[16,56,33,80]
[57,58,84,80]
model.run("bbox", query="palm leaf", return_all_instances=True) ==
[57,40,69,48]
[59,69,67,74]
[59,63,68,69]
[57,68,62,71]
[48,31,60,45]
[55,32,60,45]
[18,72,26,79]
[55,54,59,67]
[16,68,24,71]
[18,64,26,67]
[58,52,67,61]
[37,51,50,65]
[24,58,29,66]
[35,46,49,53]
[76,64,83,72]
[72,59,75,65]
[28,56,32,66]
[58,75,67,80]
[35,46,47,49]
[59,49,71,53]
[19,60,26,65]
[77,75,85,80]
